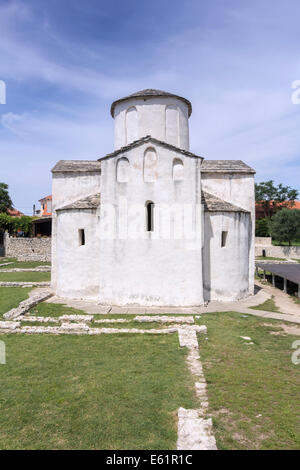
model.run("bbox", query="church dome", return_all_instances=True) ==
[111,89,192,117]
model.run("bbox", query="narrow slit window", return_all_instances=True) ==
[79,229,85,246]
[221,231,228,248]
[146,202,154,232]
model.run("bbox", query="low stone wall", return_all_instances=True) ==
[3,233,51,261]
[255,237,272,246]
[255,244,300,259]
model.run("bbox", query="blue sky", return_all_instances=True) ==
[1,0,300,214]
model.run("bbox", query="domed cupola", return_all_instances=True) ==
[111,89,192,151]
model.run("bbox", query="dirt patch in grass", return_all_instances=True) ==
[263,322,300,336]
[250,296,279,313]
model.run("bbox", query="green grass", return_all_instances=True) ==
[0,272,50,282]
[250,296,279,313]
[256,256,287,261]
[196,312,300,450]
[0,287,32,318]
[0,258,15,264]
[0,333,197,450]
[30,302,89,317]
[20,321,59,327]
[0,258,51,269]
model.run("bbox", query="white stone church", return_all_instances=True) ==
[51,89,255,306]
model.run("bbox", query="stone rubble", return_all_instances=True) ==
[176,324,217,451]
[134,315,195,324]
[177,325,207,349]
[94,318,131,323]
[60,322,90,331]
[0,325,178,336]
[177,408,217,451]
[3,289,53,319]
[0,282,50,288]
[59,314,94,322]
[0,321,21,330]
[20,316,60,323]
[0,267,51,272]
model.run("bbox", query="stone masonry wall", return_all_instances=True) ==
[4,233,51,261]
[255,241,300,258]
[255,237,272,246]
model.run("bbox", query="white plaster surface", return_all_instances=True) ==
[203,212,251,301]
[113,96,190,150]
[201,173,255,295]
[99,142,203,306]
[51,170,101,293]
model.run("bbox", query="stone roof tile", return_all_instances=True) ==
[202,191,249,213]
[111,89,192,117]
[201,160,255,174]
[52,160,101,173]
[57,193,100,211]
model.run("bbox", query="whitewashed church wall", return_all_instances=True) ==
[203,211,251,301]
[51,171,101,292]
[55,209,100,300]
[113,97,189,151]
[98,144,203,306]
[201,172,255,295]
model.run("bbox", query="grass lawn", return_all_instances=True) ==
[30,302,89,317]
[250,296,279,313]
[0,272,51,282]
[256,256,287,261]
[196,312,300,450]
[272,240,300,246]
[0,258,51,269]
[0,287,32,318]
[0,333,196,450]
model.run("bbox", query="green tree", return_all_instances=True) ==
[0,214,34,236]
[0,183,13,213]
[255,217,270,237]
[0,213,11,231]
[12,215,34,236]
[269,209,300,246]
[255,180,298,218]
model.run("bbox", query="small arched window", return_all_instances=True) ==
[126,107,138,144]
[116,157,130,183]
[173,158,184,181]
[144,147,157,182]
[146,201,154,232]
[166,105,179,146]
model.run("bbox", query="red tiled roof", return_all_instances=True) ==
[39,195,52,202]
[7,209,23,217]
